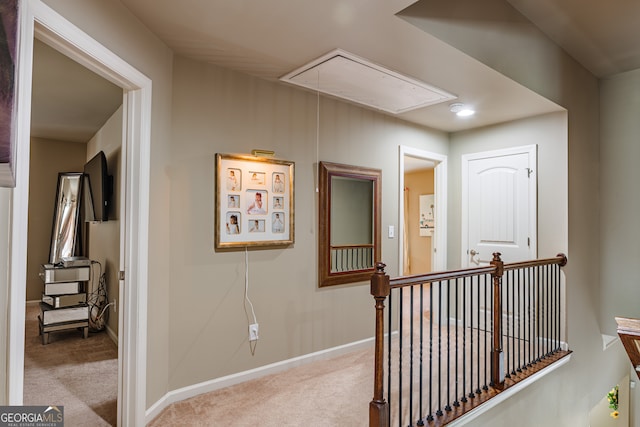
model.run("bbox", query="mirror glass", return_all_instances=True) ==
[319,161,381,287]
[49,172,84,264]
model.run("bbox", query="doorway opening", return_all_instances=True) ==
[8,3,152,425]
[398,146,447,275]
[23,36,123,425]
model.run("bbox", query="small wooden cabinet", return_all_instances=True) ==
[38,264,90,345]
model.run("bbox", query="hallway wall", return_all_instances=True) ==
[5,2,635,424]
[42,0,174,407]
[401,2,630,425]
[599,68,640,426]
[448,112,568,268]
[86,106,123,338]
[26,138,86,301]
[167,55,450,389]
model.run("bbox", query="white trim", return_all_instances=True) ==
[7,2,151,426]
[448,353,572,426]
[7,1,35,404]
[0,188,10,405]
[461,145,537,267]
[120,82,152,427]
[398,146,447,273]
[601,334,619,351]
[145,337,376,424]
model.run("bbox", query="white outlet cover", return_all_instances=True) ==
[249,324,259,341]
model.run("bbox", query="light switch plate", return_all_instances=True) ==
[388,225,395,238]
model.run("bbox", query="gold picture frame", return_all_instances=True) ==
[215,153,294,249]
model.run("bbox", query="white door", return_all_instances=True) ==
[462,145,537,267]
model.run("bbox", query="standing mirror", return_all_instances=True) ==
[49,172,84,264]
[319,161,381,287]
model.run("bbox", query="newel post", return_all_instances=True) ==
[490,252,505,389]
[370,262,390,427]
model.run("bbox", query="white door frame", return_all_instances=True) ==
[7,1,151,425]
[398,146,447,273]
[460,144,537,266]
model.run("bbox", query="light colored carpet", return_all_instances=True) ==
[149,347,374,427]
[23,302,118,426]
[146,323,481,427]
[24,299,378,427]
[22,287,542,427]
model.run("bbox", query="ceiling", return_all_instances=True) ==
[31,0,640,142]
[31,39,122,143]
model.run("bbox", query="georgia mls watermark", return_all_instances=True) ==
[0,406,64,427]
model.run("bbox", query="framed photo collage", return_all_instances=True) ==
[215,153,294,249]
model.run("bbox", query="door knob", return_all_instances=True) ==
[469,249,479,256]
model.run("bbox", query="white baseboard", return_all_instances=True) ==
[145,337,376,424]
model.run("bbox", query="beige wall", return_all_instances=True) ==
[25,112,121,337]
[38,0,173,407]
[87,106,122,338]
[588,375,630,427]
[448,112,568,267]
[599,68,640,426]
[6,2,635,423]
[404,169,434,275]
[42,0,174,407]
[26,138,86,301]
[168,55,450,389]
[599,68,640,329]
[406,3,632,426]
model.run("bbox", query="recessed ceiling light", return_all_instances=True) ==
[449,103,475,117]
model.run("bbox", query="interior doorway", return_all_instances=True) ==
[7,2,152,425]
[398,146,447,275]
[23,36,123,425]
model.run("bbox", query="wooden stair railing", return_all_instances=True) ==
[370,261,390,426]
[615,317,640,380]
[370,252,569,427]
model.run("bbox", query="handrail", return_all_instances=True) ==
[330,243,375,250]
[370,252,568,427]
[389,253,567,289]
[390,265,496,288]
[503,253,567,271]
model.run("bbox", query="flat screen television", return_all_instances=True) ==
[83,151,112,222]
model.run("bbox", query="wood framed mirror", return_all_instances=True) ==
[318,161,381,287]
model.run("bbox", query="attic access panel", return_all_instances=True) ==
[280,49,456,114]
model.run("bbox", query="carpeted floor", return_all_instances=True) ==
[148,347,374,426]
[23,302,118,426]
[22,288,532,427]
[24,300,376,427]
